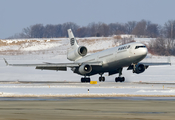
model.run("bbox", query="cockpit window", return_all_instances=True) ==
[135,46,146,49]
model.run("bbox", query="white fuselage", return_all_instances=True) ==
[75,42,147,75]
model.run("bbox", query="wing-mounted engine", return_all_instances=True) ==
[133,64,146,74]
[78,64,92,75]
[127,63,148,74]
[67,46,87,61]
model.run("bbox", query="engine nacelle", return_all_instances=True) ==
[133,64,146,74]
[79,64,92,75]
[67,46,87,61]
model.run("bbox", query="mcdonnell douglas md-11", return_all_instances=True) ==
[4,29,171,83]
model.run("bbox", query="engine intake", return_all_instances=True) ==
[133,64,146,74]
[67,46,87,61]
[78,46,87,56]
[79,64,92,75]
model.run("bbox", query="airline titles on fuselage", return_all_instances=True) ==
[118,45,130,51]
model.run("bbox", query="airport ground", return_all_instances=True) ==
[0,98,175,120]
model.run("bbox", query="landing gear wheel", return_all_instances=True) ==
[115,77,125,82]
[99,77,105,82]
[81,78,91,83]
[99,77,101,82]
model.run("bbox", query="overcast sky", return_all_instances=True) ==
[1,0,175,39]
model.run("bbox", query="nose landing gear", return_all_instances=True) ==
[99,73,105,82]
[99,76,105,82]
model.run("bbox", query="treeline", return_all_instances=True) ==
[9,19,175,56]
[9,19,175,39]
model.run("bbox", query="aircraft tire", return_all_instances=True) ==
[99,77,102,82]
[102,77,105,82]
[81,78,91,83]
[99,77,105,82]
[115,77,125,82]
[86,78,91,83]
[81,78,85,83]
[119,77,125,82]
[122,77,125,82]
[115,77,119,82]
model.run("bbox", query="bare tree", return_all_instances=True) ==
[132,20,147,37]
[98,23,109,37]
[163,20,175,39]
[77,27,87,37]
[87,22,99,36]
[30,24,44,38]
[146,23,159,38]
[108,23,126,35]
[125,21,137,34]
[43,24,55,38]
[22,27,31,38]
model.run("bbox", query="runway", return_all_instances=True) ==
[0,81,175,97]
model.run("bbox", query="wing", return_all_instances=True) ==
[127,57,171,71]
[140,57,171,66]
[35,62,102,71]
[3,58,102,71]
[139,62,171,66]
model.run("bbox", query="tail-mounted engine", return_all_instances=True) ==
[67,46,87,61]
[78,64,92,75]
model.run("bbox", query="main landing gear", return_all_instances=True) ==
[81,77,91,83]
[115,77,125,82]
[99,73,105,82]
[115,68,125,82]
[80,68,125,83]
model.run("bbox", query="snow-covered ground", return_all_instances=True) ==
[0,37,175,97]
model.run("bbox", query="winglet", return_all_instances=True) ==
[3,58,9,66]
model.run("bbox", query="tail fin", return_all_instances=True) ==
[67,29,87,61]
[67,29,79,48]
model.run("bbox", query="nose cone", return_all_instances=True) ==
[135,47,148,58]
[142,47,148,56]
[135,47,148,62]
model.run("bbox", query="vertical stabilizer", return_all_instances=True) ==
[67,29,79,48]
[67,29,88,61]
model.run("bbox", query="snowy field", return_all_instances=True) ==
[0,37,175,97]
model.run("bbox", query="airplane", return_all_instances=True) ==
[3,29,171,83]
